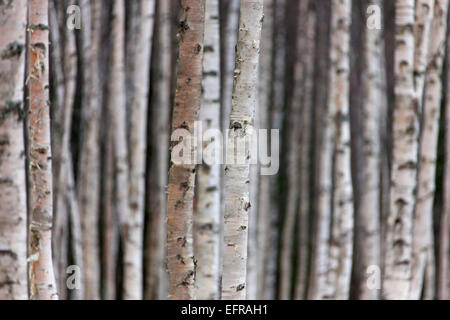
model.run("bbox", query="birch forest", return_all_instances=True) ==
[2,0,450,301]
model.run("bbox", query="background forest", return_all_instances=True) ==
[1,0,450,301]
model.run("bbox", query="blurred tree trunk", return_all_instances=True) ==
[358,0,386,300]
[27,0,58,300]
[410,0,449,300]
[257,0,274,300]
[194,0,221,300]
[383,0,417,300]
[0,0,28,300]
[308,0,332,300]
[78,0,101,300]
[125,0,155,300]
[295,0,316,301]
[222,0,263,300]
[167,0,205,300]
[438,10,450,299]
[145,0,171,300]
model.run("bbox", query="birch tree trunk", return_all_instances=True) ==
[145,0,171,300]
[413,0,435,109]
[325,0,353,300]
[167,0,205,300]
[27,0,58,300]
[222,0,263,300]
[78,0,101,300]
[410,0,449,300]
[125,0,155,300]
[308,0,332,300]
[295,0,316,300]
[439,14,450,299]
[383,0,417,300]
[0,0,28,300]
[359,0,385,300]
[257,0,274,300]
[194,0,221,300]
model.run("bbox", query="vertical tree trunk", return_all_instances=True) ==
[383,0,417,300]
[326,0,353,300]
[257,0,274,300]
[27,0,58,300]
[167,0,205,300]
[308,0,332,300]
[194,0,221,300]
[0,0,28,300]
[410,0,449,300]
[359,0,385,300]
[222,0,263,300]
[78,0,101,300]
[295,0,316,300]
[438,10,450,299]
[145,0,171,300]
[125,0,155,300]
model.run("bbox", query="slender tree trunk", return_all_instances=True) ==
[194,0,221,300]
[167,0,205,300]
[383,0,417,300]
[145,0,171,300]
[295,0,316,301]
[257,0,274,300]
[222,0,263,300]
[27,0,58,300]
[410,0,449,300]
[308,0,332,300]
[325,0,353,300]
[359,0,385,300]
[125,0,155,300]
[438,11,450,299]
[78,0,101,300]
[414,0,435,109]
[0,0,28,300]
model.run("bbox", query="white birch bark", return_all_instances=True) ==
[27,0,58,300]
[194,0,221,300]
[125,0,155,300]
[0,0,28,300]
[326,0,353,300]
[383,0,418,300]
[222,0,263,300]
[410,0,449,300]
[359,0,385,300]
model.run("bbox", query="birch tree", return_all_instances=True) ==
[167,0,205,300]
[222,0,263,300]
[27,0,58,300]
[326,0,353,300]
[125,0,155,300]
[194,0,221,300]
[0,0,28,300]
[410,0,449,300]
[383,0,417,300]
[359,0,386,300]
[145,0,171,300]
[78,0,101,300]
